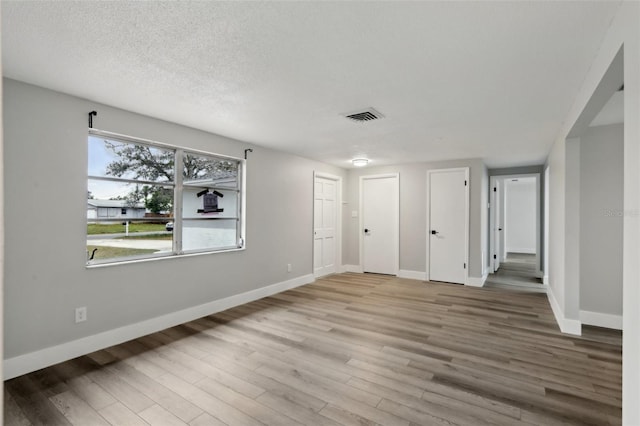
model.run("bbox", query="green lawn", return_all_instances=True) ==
[86,245,158,260]
[123,233,172,240]
[87,223,168,235]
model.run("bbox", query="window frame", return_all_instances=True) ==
[87,129,246,266]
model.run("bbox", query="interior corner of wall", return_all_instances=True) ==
[547,287,582,335]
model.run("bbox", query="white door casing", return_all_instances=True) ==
[360,174,399,275]
[313,173,341,277]
[543,166,550,284]
[427,168,469,285]
[499,182,507,262]
[489,177,502,272]
[489,173,541,274]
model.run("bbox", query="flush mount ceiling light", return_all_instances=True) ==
[352,158,369,167]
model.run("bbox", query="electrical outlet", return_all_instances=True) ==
[75,307,87,323]
[287,263,292,273]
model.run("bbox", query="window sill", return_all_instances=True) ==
[86,246,246,269]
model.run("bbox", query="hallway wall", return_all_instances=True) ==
[580,123,623,327]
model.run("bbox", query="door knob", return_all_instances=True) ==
[364,228,370,233]
[431,230,438,235]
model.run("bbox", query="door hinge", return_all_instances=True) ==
[464,180,467,186]
[464,263,466,269]
[493,254,496,259]
[493,187,497,192]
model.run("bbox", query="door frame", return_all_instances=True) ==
[313,171,343,278]
[489,173,541,276]
[543,166,550,285]
[491,179,502,272]
[359,173,400,275]
[426,167,470,284]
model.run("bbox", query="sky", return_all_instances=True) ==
[88,136,128,199]
[88,136,171,199]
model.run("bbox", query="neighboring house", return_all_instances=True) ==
[87,199,146,223]
[182,175,240,250]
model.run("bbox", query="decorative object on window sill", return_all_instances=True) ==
[197,189,224,213]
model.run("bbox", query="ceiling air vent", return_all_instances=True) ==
[343,108,384,122]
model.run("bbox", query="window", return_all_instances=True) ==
[87,130,244,264]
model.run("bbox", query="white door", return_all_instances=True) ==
[499,182,506,262]
[493,180,501,272]
[314,177,337,277]
[428,168,468,284]
[361,175,399,275]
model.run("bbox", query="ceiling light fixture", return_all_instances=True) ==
[352,158,369,167]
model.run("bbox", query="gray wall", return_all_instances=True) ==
[3,79,346,359]
[344,159,487,279]
[579,123,623,315]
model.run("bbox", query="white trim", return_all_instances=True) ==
[426,167,470,285]
[544,165,550,287]
[3,274,314,380]
[580,310,623,330]
[547,288,582,335]
[489,173,541,273]
[359,173,400,276]
[505,248,536,254]
[342,264,363,273]
[313,172,343,278]
[466,273,488,287]
[398,270,427,281]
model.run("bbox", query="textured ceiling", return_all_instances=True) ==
[1,1,622,168]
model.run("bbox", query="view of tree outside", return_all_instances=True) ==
[87,135,241,263]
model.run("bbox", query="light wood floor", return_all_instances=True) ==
[5,273,622,425]
[485,253,543,289]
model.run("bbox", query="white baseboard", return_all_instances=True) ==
[466,273,488,287]
[342,264,363,273]
[580,310,622,330]
[398,270,427,281]
[547,288,581,335]
[542,275,549,285]
[506,248,536,254]
[4,274,315,380]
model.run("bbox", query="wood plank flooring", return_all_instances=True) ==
[485,253,543,289]
[5,273,622,425]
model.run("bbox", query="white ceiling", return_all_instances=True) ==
[1,1,622,168]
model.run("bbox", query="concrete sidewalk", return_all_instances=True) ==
[87,238,172,251]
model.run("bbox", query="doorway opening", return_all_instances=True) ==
[487,173,543,290]
[565,47,624,331]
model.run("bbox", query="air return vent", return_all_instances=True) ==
[343,108,384,122]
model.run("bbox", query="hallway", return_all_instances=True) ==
[485,253,543,291]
